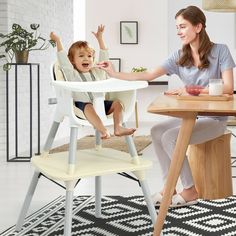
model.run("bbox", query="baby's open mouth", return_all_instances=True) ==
[82,63,89,68]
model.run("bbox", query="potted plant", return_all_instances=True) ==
[0,23,55,71]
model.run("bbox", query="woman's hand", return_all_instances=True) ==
[96,61,115,76]
[164,87,187,95]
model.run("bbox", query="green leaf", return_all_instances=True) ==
[0,33,7,38]
[30,24,40,30]
[49,40,56,47]
[5,47,12,53]
[3,64,11,71]
[19,30,28,38]
[12,23,21,31]
[28,39,37,48]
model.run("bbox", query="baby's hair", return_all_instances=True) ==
[68,41,95,68]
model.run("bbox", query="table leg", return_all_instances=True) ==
[153,113,197,236]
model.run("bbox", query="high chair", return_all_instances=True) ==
[15,63,156,236]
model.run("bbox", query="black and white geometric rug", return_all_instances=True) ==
[1,195,236,236]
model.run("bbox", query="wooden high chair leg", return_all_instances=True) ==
[95,176,102,217]
[15,171,40,232]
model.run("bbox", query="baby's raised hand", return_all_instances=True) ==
[92,24,105,40]
[50,32,60,43]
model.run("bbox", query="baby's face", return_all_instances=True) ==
[73,47,94,73]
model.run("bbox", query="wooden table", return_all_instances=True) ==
[147,94,236,236]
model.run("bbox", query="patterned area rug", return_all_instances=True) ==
[2,196,236,236]
[50,135,152,155]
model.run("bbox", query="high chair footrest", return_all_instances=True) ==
[32,148,152,181]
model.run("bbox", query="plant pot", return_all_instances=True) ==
[15,50,29,64]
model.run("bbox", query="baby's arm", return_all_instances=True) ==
[50,32,77,82]
[92,25,109,79]
[92,25,106,50]
[50,32,63,52]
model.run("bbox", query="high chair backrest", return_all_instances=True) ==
[52,62,65,81]
[51,62,88,121]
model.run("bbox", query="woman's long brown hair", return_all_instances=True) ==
[175,5,214,69]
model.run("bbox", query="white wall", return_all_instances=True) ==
[0,0,74,160]
[0,0,8,159]
[84,0,169,122]
[85,0,168,77]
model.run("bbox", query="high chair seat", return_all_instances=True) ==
[52,78,144,126]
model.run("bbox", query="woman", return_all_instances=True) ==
[97,5,235,206]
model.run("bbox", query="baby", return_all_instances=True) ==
[50,25,136,139]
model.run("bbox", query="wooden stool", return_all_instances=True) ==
[227,116,236,126]
[188,131,233,200]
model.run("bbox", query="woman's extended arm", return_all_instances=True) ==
[97,61,167,81]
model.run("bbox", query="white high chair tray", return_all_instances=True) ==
[51,78,148,92]
[32,148,152,181]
